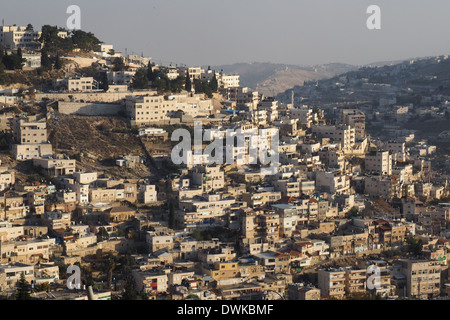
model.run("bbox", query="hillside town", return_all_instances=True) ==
[0,23,449,302]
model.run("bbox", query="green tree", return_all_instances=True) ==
[185,71,191,92]
[15,272,32,300]
[54,52,63,70]
[122,274,148,300]
[97,226,110,241]
[193,79,213,98]
[169,76,184,93]
[406,237,423,256]
[147,62,154,82]
[0,62,7,85]
[102,253,117,288]
[97,71,109,91]
[112,57,126,71]
[210,74,218,92]
[2,51,25,70]
[152,77,167,92]
[39,25,73,54]
[40,47,52,70]
[71,30,101,51]
[132,68,149,89]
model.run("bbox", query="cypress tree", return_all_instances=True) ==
[15,272,32,300]
[0,62,7,85]
[210,74,218,92]
[147,62,154,82]
[40,47,52,70]
[54,52,62,70]
[185,71,191,92]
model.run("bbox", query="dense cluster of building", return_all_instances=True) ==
[0,24,449,301]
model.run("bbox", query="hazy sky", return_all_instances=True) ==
[3,0,450,67]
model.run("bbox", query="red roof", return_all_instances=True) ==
[280,196,298,203]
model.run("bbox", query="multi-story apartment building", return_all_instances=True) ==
[12,144,53,161]
[327,231,370,255]
[202,261,240,285]
[107,70,136,86]
[360,259,396,298]
[220,87,260,109]
[319,148,346,172]
[0,193,30,222]
[315,170,350,195]
[344,267,367,295]
[26,189,46,214]
[33,158,76,177]
[271,177,301,198]
[132,269,168,294]
[0,221,25,241]
[318,267,367,298]
[138,184,157,204]
[146,234,174,253]
[191,165,225,192]
[179,67,203,82]
[0,263,34,290]
[126,94,213,126]
[11,118,47,145]
[0,238,56,265]
[73,171,98,185]
[10,117,53,160]
[364,175,400,200]
[217,73,240,88]
[88,182,137,204]
[67,77,95,92]
[34,263,60,285]
[312,124,356,152]
[392,259,444,299]
[257,212,280,244]
[41,211,71,231]
[241,191,282,208]
[341,109,366,139]
[198,247,236,265]
[288,284,321,300]
[365,150,392,175]
[318,268,346,299]
[0,169,15,191]
[289,107,314,128]
[384,140,407,162]
[0,25,42,50]
[177,193,235,229]
[271,204,298,238]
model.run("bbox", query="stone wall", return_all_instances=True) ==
[36,89,156,103]
[57,101,124,116]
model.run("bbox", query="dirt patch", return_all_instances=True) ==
[47,114,151,179]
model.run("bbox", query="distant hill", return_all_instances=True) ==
[211,62,358,96]
[275,54,450,105]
